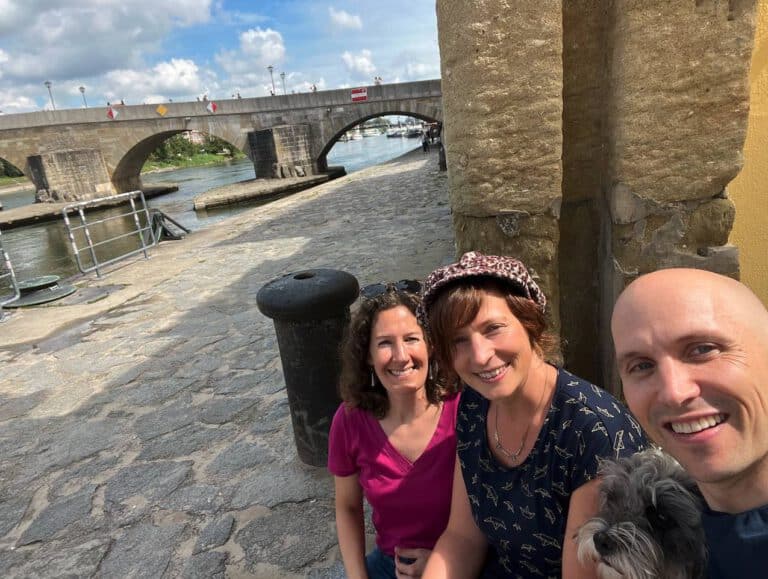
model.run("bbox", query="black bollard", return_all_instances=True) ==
[257,269,359,466]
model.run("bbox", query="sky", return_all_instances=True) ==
[0,0,441,114]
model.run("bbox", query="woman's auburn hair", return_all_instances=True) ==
[426,278,559,385]
[338,290,454,419]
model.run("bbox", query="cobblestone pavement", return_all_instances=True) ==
[0,148,453,578]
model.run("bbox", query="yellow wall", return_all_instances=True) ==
[730,1,768,302]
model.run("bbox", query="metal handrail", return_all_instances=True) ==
[62,190,158,277]
[0,228,20,321]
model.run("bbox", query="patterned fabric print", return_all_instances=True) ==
[418,251,547,328]
[456,368,648,578]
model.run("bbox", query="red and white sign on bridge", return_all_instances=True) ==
[350,87,368,102]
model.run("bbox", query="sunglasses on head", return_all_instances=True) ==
[360,279,422,299]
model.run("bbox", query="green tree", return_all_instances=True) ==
[1,158,23,177]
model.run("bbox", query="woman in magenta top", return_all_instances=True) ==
[328,281,459,579]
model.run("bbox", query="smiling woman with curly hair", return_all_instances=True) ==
[328,282,459,579]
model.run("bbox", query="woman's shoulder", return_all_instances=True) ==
[332,401,374,428]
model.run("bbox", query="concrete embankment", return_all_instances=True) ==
[0,148,452,578]
[0,185,178,230]
[192,167,346,211]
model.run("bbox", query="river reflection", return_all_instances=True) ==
[1,136,420,281]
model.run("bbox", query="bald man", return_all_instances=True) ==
[611,268,768,578]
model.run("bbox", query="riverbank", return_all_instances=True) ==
[0,148,452,578]
[0,185,179,230]
[0,181,33,196]
[0,154,246,198]
[193,166,346,210]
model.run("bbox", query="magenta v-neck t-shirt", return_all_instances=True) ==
[328,393,460,556]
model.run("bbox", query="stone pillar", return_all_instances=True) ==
[436,0,757,391]
[436,0,565,339]
[248,124,316,179]
[600,0,755,389]
[28,149,116,202]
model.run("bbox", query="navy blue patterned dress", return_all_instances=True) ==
[457,368,648,578]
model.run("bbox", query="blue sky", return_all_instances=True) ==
[0,1,441,114]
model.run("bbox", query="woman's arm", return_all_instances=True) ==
[334,474,369,579]
[562,478,601,579]
[422,458,487,579]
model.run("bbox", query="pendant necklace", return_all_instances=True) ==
[493,369,551,464]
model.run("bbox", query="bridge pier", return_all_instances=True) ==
[249,125,317,179]
[28,148,116,202]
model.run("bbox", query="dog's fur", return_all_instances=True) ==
[576,448,707,579]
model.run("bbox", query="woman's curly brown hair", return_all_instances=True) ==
[338,290,453,419]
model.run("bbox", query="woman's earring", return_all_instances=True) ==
[428,361,435,381]
[370,369,376,389]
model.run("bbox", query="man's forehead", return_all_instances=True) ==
[612,286,724,348]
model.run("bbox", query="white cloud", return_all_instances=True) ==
[342,49,376,77]
[0,90,36,115]
[329,7,362,30]
[240,28,285,66]
[0,0,214,82]
[102,58,213,103]
[405,61,440,79]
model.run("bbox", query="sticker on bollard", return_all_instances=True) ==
[257,269,359,466]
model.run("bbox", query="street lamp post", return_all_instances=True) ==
[79,86,88,108]
[44,80,56,110]
[267,65,275,95]
[280,72,286,95]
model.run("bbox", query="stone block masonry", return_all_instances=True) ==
[28,149,115,202]
[436,0,757,390]
[249,124,316,179]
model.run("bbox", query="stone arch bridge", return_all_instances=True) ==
[0,80,441,200]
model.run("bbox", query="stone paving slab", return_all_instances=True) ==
[0,148,453,577]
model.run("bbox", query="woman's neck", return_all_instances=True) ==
[497,359,553,417]
[385,388,433,423]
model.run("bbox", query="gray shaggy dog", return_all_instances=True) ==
[576,448,707,579]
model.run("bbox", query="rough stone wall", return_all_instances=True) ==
[599,0,756,386]
[437,0,565,338]
[436,0,757,390]
[248,125,315,179]
[29,149,115,202]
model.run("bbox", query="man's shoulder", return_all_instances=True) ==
[703,504,768,578]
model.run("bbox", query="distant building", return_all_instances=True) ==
[182,130,206,145]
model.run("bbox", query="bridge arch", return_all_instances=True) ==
[318,110,441,163]
[111,129,249,193]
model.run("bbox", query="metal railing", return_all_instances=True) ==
[0,228,20,321]
[62,190,158,277]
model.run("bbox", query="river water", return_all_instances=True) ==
[0,134,421,282]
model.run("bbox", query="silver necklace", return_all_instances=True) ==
[493,369,550,464]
